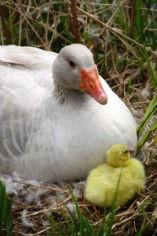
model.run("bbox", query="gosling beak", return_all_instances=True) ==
[128,149,134,155]
[80,66,108,105]
[123,149,134,155]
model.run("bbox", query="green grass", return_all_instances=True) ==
[48,188,118,236]
[47,169,126,236]
[0,180,12,236]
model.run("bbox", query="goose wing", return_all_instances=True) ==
[0,46,56,171]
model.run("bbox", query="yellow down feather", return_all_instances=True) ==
[84,144,145,207]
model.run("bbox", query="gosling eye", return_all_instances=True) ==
[123,150,129,154]
[69,61,76,69]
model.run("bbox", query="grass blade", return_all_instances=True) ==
[134,0,143,40]
[137,95,157,136]
[0,180,12,236]
[137,119,157,149]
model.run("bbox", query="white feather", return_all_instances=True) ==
[21,209,34,228]
[0,45,137,182]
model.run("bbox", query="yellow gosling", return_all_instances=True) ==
[84,144,145,207]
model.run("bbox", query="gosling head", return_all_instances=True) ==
[107,144,132,168]
[52,44,108,105]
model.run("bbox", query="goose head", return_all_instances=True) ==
[52,44,107,104]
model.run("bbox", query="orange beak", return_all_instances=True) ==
[80,66,108,105]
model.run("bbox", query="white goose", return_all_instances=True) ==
[0,44,137,182]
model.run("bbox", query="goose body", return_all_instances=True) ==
[0,44,137,182]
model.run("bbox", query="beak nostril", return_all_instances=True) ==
[90,83,94,89]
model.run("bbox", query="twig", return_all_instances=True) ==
[24,196,72,218]
[77,6,144,49]
[70,0,81,43]
[12,179,68,193]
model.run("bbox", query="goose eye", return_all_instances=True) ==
[69,61,75,69]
